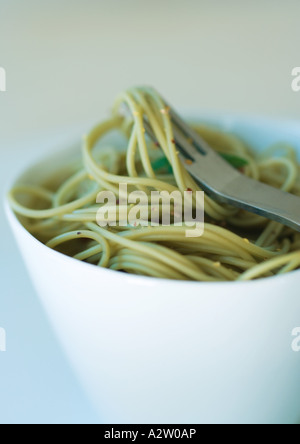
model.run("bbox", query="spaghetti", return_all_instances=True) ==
[8,87,300,281]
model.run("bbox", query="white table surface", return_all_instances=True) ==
[0,0,299,424]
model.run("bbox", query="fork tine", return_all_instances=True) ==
[165,101,210,156]
[143,119,156,143]
[144,113,205,163]
[172,125,201,162]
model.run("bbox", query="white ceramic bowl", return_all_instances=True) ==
[5,114,300,424]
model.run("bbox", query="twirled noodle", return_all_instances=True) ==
[8,87,300,281]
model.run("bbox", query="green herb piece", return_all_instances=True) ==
[220,153,248,169]
[152,157,173,174]
[152,152,248,174]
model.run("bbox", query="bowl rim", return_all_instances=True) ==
[4,112,300,288]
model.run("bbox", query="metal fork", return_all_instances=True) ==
[143,95,300,231]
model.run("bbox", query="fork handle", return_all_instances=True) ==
[190,171,300,231]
